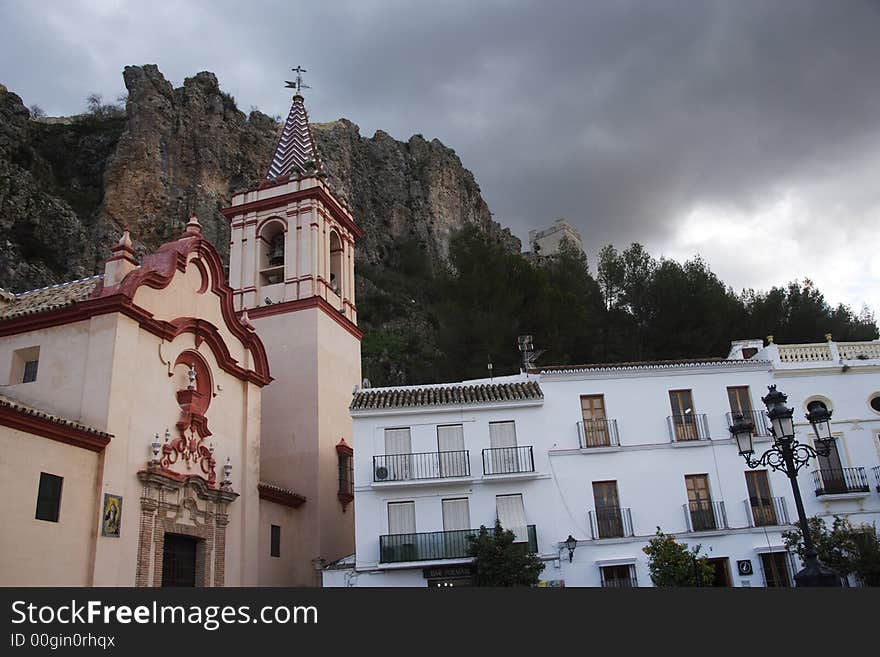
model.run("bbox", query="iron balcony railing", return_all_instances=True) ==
[874,466,880,493]
[577,419,620,448]
[811,467,870,496]
[744,496,789,527]
[481,446,535,475]
[373,451,470,482]
[725,410,772,438]
[601,577,638,588]
[379,525,538,563]
[667,414,711,442]
[683,500,727,532]
[588,507,634,539]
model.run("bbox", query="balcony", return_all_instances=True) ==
[379,525,538,564]
[481,446,535,475]
[588,507,634,539]
[744,497,789,527]
[683,501,728,532]
[373,451,470,483]
[577,419,620,448]
[601,577,638,588]
[667,414,711,442]
[811,467,870,496]
[725,410,772,438]
[874,466,880,493]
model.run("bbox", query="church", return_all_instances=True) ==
[0,79,361,586]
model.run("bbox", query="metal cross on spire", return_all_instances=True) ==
[285,66,310,96]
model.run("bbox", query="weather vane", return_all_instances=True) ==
[285,66,310,95]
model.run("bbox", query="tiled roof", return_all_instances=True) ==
[0,275,103,321]
[535,357,770,374]
[266,93,321,180]
[0,393,113,439]
[350,381,544,411]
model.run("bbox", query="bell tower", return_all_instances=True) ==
[222,69,362,586]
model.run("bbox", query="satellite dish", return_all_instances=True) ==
[362,378,371,389]
[375,466,389,481]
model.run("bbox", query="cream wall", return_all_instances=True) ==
[0,249,264,586]
[0,428,101,585]
[253,306,359,585]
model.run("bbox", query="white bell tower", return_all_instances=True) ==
[223,69,362,586]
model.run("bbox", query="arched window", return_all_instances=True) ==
[259,220,285,286]
[329,230,343,295]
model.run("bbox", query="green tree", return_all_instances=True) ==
[782,515,880,586]
[642,528,715,587]
[467,520,545,587]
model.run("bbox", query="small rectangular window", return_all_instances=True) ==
[23,359,39,383]
[270,524,281,557]
[35,472,63,522]
[10,346,40,385]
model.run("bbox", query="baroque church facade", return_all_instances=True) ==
[0,85,360,586]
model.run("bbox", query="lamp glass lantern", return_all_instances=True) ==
[564,535,577,562]
[729,412,755,457]
[806,401,833,446]
[762,385,795,441]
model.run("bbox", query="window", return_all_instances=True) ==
[10,346,40,384]
[741,347,758,359]
[727,386,752,415]
[870,394,880,414]
[337,442,353,504]
[35,472,63,522]
[745,470,777,526]
[600,564,637,588]
[442,498,471,556]
[496,494,527,543]
[760,552,793,587]
[388,501,416,535]
[437,424,468,477]
[487,421,526,474]
[383,501,417,563]
[270,524,281,558]
[669,390,698,441]
[580,394,610,447]
[329,230,343,295]
[258,220,285,286]
[815,436,847,494]
[684,474,716,531]
[383,428,412,480]
[592,481,624,538]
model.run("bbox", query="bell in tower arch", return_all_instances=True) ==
[269,232,285,267]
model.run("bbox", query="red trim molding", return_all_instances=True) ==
[0,234,273,387]
[0,404,111,452]
[258,482,306,508]
[221,187,364,239]
[245,296,363,340]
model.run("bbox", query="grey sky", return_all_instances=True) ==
[2,0,878,312]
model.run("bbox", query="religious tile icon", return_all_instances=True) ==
[101,493,122,538]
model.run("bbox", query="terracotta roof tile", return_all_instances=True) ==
[0,393,113,439]
[0,275,103,321]
[350,381,543,411]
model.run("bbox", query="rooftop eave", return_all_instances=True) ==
[350,397,545,418]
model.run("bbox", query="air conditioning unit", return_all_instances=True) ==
[375,466,389,481]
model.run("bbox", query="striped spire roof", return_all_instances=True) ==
[266,92,322,180]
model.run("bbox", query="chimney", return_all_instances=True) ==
[103,228,139,287]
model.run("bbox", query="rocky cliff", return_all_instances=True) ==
[0,65,517,291]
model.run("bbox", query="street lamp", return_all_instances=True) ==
[563,535,577,563]
[729,385,841,586]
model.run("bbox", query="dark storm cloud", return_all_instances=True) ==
[2,0,879,306]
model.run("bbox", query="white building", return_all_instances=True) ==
[527,218,584,256]
[324,337,880,587]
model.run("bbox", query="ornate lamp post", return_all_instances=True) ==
[729,385,841,586]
